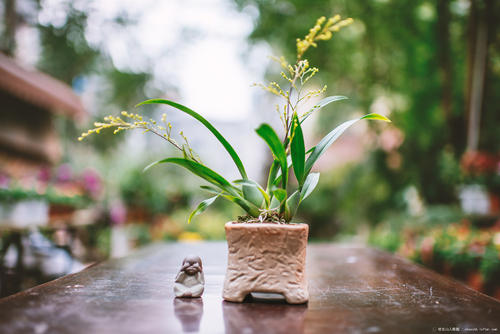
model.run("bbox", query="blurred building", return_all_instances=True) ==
[0,52,86,175]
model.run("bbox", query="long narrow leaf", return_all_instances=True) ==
[136,99,248,179]
[220,194,261,217]
[290,113,305,185]
[285,191,300,222]
[305,113,390,174]
[301,95,348,124]
[144,158,238,196]
[266,160,280,193]
[272,155,293,187]
[256,124,288,188]
[200,185,223,195]
[188,195,219,223]
[300,172,320,202]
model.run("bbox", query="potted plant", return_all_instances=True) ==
[79,15,391,304]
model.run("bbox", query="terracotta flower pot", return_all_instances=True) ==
[222,222,309,304]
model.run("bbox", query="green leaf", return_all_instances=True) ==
[305,113,391,174]
[200,185,222,195]
[266,160,280,193]
[188,195,219,223]
[242,184,265,208]
[270,196,281,209]
[256,124,288,188]
[290,113,305,185]
[301,95,348,124]
[285,191,300,222]
[361,113,391,122]
[136,99,248,179]
[144,158,238,196]
[220,194,261,217]
[233,179,270,208]
[272,188,287,213]
[300,172,320,202]
[272,156,293,187]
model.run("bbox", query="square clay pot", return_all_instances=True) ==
[222,222,309,304]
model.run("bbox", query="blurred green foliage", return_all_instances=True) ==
[2,0,499,246]
[235,0,500,233]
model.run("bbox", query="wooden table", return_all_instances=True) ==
[0,242,499,333]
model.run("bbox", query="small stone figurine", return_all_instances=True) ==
[174,255,204,298]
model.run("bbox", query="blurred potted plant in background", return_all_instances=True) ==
[80,15,390,304]
[0,165,101,228]
[460,151,500,216]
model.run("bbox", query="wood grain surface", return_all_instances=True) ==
[0,242,498,333]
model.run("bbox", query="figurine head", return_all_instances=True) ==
[182,255,202,275]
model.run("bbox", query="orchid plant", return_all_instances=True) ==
[80,15,391,224]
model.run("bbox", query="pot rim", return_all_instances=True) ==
[225,221,308,229]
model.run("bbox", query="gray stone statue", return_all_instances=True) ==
[174,255,204,298]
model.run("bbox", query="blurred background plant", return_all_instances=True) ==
[0,0,499,299]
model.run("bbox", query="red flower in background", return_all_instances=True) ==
[461,151,499,176]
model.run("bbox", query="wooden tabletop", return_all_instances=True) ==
[0,242,499,333]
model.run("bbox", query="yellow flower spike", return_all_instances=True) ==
[330,18,353,32]
[327,15,340,26]
[317,31,332,41]
[280,71,292,83]
[161,113,167,122]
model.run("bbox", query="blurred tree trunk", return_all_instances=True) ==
[465,0,489,152]
[1,0,17,55]
[437,0,453,137]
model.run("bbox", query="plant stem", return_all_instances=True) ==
[283,69,300,150]
[141,125,203,164]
